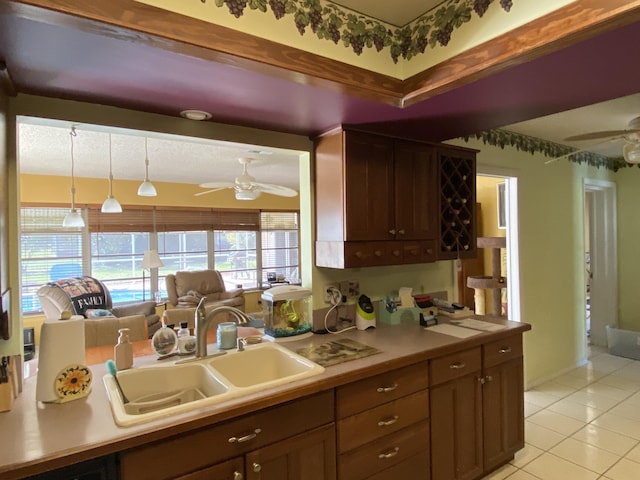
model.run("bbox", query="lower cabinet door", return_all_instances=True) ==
[175,458,244,480]
[430,373,483,480]
[482,357,525,471]
[245,424,336,480]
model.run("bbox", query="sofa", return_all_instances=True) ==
[37,278,162,343]
[163,270,244,329]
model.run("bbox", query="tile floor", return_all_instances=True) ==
[482,346,640,480]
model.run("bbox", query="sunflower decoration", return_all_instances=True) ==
[54,364,92,402]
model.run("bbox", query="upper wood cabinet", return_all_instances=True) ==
[315,129,440,268]
[437,147,477,260]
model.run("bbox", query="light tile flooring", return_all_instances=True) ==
[482,346,640,480]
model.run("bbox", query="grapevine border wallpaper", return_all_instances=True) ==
[468,130,630,172]
[203,0,515,63]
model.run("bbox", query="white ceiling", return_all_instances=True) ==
[18,119,302,191]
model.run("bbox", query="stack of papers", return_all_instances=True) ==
[451,318,507,331]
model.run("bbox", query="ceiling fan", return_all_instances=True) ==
[559,115,640,164]
[195,157,298,201]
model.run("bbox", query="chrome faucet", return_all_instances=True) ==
[194,298,251,358]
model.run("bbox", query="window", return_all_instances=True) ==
[261,212,300,285]
[91,232,149,302]
[157,231,208,296]
[20,207,84,314]
[215,230,257,289]
[19,206,300,313]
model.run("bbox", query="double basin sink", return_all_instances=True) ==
[103,342,325,427]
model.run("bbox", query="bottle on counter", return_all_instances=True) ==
[114,328,133,370]
[177,321,196,355]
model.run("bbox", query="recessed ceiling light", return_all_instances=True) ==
[180,110,212,121]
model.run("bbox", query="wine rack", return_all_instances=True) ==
[438,148,476,260]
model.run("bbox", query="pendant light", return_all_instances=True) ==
[101,133,122,213]
[62,126,85,228]
[137,137,157,196]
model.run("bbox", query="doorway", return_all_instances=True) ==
[583,179,617,347]
[457,170,520,322]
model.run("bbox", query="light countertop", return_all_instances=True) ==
[0,317,530,479]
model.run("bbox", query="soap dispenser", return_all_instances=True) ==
[114,328,133,370]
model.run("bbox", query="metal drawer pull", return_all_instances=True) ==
[228,428,261,443]
[378,447,400,459]
[449,362,466,369]
[377,383,398,393]
[377,416,399,427]
[499,347,512,354]
[252,463,262,473]
[233,472,244,480]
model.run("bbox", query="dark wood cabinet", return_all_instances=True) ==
[315,129,443,268]
[430,335,525,480]
[336,362,430,480]
[437,147,477,260]
[120,391,335,480]
[482,337,525,472]
[430,348,483,480]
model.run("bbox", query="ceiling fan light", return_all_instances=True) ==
[623,142,640,164]
[101,195,122,213]
[137,180,157,196]
[62,209,85,228]
[236,190,260,201]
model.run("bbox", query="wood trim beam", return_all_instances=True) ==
[402,0,640,107]
[5,0,640,109]
[4,0,405,106]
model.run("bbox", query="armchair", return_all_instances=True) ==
[163,270,244,328]
[37,277,162,342]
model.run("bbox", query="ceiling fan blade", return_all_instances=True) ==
[198,181,236,189]
[254,182,299,197]
[194,187,228,197]
[564,130,638,142]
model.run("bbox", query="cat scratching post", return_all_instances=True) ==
[466,237,506,316]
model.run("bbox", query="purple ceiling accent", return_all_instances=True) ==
[0,7,639,140]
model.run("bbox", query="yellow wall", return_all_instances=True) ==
[21,174,299,210]
[614,167,640,331]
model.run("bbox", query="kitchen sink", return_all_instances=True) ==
[207,342,325,389]
[103,342,324,427]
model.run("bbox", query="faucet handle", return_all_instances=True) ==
[237,337,247,352]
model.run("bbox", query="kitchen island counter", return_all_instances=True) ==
[0,317,530,479]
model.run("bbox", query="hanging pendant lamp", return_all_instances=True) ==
[101,133,123,213]
[62,126,85,228]
[137,137,157,197]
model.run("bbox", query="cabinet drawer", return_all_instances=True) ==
[483,334,523,368]
[430,347,481,386]
[338,421,429,480]
[120,390,334,480]
[174,457,244,480]
[336,362,428,418]
[337,389,429,453]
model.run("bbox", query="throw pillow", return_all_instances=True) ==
[85,308,116,319]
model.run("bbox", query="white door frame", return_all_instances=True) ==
[584,178,617,347]
[476,165,521,323]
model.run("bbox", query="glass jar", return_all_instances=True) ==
[217,322,237,350]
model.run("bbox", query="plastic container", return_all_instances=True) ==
[114,328,133,370]
[262,285,313,342]
[217,322,237,350]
